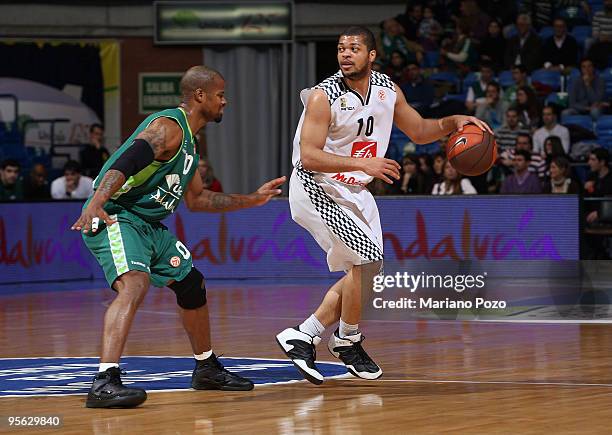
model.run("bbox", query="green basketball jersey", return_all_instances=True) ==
[90,107,199,223]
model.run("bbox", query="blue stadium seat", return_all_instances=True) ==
[539,26,554,40]
[461,72,478,93]
[571,25,591,47]
[602,68,612,99]
[531,69,562,92]
[429,71,460,92]
[562,114,593,131]
[596,116,612,149]
[443,92,467,102]
[498,70,514,88]
[424,51,440,68]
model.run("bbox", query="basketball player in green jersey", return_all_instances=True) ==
[71,66,285,408]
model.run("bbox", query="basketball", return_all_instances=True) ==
[446,124,497,176]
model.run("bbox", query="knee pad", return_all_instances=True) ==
[169,268,206,309]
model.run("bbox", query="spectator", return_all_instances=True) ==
[533,106,571,154]
[543,156,580,193]
[481,0,518,33]
[495,108,530,152]
[475,82,508,130]
[432,159,477,194]
[440,20,479,74]
[584,148,612,258]
[385,50,410,85]
[377,18,423,67]
[0,159,23,201]
[418,6,443,50]
[563,58,609,120]
[418,153,434,190]
[479,19,506,72]
[400,62,435,115]
[520,0,554,30]
[431,151,445,186]
[587,0,612,70]
[80,123,110,178]
[389,154,427,194]
[504,14,543,73]
[502,64,531,105]
[500,133,547,178]
[51,160,93,200]
[543,135,569,176]
[465,61,496,113]
[500,150,543,193]
[457,0,491,41]
[396,3,423,41]
[542,17,579,73]
[512,85,541,130]
[23,163,51,200]
[198,157,223,192]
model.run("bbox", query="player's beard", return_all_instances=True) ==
[214,113,223,123]
[343,62,370,80]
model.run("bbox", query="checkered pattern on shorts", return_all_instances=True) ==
[295,163,383,263]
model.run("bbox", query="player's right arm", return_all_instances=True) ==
[71,117,182,233]
[299,90,400,184]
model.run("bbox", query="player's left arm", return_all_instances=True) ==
[184,171,286,212]
[392,84,492,144]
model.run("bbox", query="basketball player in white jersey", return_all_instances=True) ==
[276,26,491,383]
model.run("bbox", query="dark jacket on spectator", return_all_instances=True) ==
[400,78,435,113]
[80,144,110,178]
[542,35,579,69]
[479,34,506,71]
[569,75,606,113]
[504,32,543,73]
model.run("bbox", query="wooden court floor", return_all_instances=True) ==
[2,282,612,434]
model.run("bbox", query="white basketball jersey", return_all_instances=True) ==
[292,70,397,186]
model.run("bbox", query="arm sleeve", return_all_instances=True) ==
[109,139,155,178]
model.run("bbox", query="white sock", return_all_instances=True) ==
[98,362,119,372]
[194,350,213,361]
[298,314,325,337]
[339,319,359,338]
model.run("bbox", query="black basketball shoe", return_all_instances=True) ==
[328,330,383,380]
[276,327,324,385]
[191,353,254,391]
[85,367,147,408]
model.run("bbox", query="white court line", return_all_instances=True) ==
[346,378,612,388]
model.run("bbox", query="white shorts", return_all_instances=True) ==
[289,166,383,272]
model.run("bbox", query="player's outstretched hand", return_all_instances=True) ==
[453,115,493,134]
[361,157,401,184]
[250,176,286,207]
[71,203,117,234]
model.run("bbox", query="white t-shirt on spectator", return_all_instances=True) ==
[432,179,477,195]
[533,124,570,154]
[51,175,94,199]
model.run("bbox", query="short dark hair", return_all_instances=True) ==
[506,107,519,115]
[516,149,531,161]
[580,57,594,68]
[1,159,20,170]
[511,64,528,74]
[339,26,376,52]
[479,60,494,71]
[63,160,82,174]
[516,133,532,145]
[89,123,103,134]
[487,82,501,93]
[592,148,610,166]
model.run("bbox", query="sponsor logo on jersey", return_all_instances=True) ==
[340,96,355,111]
[331,173,367,186]
[351,141,377,159]
[378,89,386,101]
[150,173,183,212]
[0,356,348,396]
[170,256,181,267]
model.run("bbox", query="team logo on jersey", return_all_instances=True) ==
[150,173,183,212]
[166,174,181,189]
[378,89,386,101]
[169,256,181,267]
[340,96,355,111]
[351,141,377,159]
[0,356,349,397]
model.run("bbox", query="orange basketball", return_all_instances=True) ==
[446,124,497,176]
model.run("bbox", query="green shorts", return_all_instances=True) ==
[82,208,193,288]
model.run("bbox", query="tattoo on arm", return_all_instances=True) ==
[138,121,168,158]
[93,169,126,203]
[193,191,250,212]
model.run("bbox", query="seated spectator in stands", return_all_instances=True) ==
[457,0,491,41]
[80,123,110,178]
[502,64,531,105]
[542,18,578,73]
[475,82,508,130]
[583,148,612,258]
[486,163,506,193]
[563,58,609,120]
[501,133,547,178]
[389,154,428,194]
[465,61,496,113]
[51,160,93,200]
[400,62,435,115]
[495,108,530,152]
[504,14,542,73]
[543,156,580,193]
[543,135,569,176]
[198,157,223,192]
[432,159,477,194]
[512,85,541,130]
[24,163,50,200]
[431,151,445,186]
[533,106,571,154]
[417,6,443,50]
[377,18,424,68]
[396,3,423,42]
[385,50,410,85]
[520,0,553,30]
[500,150,543,193]
[479,19,506,72]
[0,159,23,201]
[587,0,612,70]
[440,20,479,75]
[481,0,518,34]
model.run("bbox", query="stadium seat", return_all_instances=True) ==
[596,116,612,149]
[429,71,460,92]
[538,26,554,40]
[562,114,593,131]
[602,68,612,99]
[498,70,514,88]
[531,69,562,93]
[571,25,591,48]
[443,92,467,102]
[424,51,440,68]
[461,72,478,93]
